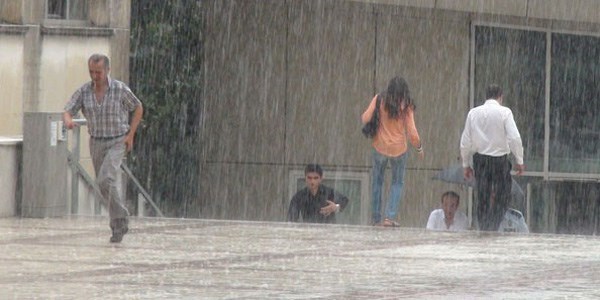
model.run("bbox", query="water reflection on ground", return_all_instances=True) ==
[1,217,599,299]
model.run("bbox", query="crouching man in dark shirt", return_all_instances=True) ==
[287,164,350,224]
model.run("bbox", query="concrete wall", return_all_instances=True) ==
[201,0,288,221]
[361,0,600,23]
[39,36,109,111]
[21,112,69,218]
[199,0,472,225]
[374,5,470,226]
[199,0,600,227]
[0,0,130,133]
[0,34,24,135]
[3,0,600,225]
[0,137,21,217]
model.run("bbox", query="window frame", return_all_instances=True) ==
[288,169,370,225]
[44,0,89,26]
[470,21,600,182]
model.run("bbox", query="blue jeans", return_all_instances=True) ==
[371,149,407,224]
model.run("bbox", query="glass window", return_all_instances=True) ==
[529,180,600,234]
[474,26,546,172]
[550,33,600,174]
[47,0,87,20]
[68,0,87,20]
[47,0,65,19]
[474,25,600,235]
[289,170,369,225]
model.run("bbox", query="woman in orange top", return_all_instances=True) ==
[361,76,424,226]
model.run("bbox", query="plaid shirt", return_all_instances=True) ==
[65,77,141,138]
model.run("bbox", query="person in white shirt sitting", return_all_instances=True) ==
[426,191,469,231]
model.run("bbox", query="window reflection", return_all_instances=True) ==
[46,0,87,20]
[550,33,600,173]
[530,180,600,235]
[474,26,546,172]
[47,0,65,19]
[291,170,368,225]
[295,178,363,225]
[475,26,600,235]
[69,0,87,20]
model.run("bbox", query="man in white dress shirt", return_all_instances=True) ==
[426,191,469,231]
[460,84,525,231]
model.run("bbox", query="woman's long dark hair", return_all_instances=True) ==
[382,76,415,119]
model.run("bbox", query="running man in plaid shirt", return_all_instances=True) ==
[63,53,144,243]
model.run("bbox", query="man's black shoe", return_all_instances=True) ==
[110,218,129,243]
[110,227,128,243]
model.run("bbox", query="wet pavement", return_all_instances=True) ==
[1,217,600,299]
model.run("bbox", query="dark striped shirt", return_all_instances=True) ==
[65,77,141,138]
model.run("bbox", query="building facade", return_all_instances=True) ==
[2,0,600,234]
[199,0,600,234]
[0,0,130,134]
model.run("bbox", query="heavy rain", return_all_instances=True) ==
[1,0,600,298]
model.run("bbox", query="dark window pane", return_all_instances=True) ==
[474,26,546,172]
[69,0,87,20]
[47,0,66,19]
[554,182,600,235]
[530,180,600,234]
[550,33,600,173]
[47,0,87,20]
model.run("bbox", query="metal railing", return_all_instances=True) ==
[66,119,164,217]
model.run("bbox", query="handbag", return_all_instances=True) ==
[361,94,381,138]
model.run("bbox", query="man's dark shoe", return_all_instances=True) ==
[110,218,129,243]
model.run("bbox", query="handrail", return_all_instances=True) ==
[67,150,103,214]
[121,164,164,217]
[67,119,164,217]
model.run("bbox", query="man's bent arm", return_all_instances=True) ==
[128,104,144,137]
[63,112,76,129]
[124,104,143,152]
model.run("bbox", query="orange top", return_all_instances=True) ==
[361,94,421,157]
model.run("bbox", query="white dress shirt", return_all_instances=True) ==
[460,99,524,168]
[426,209,469,231]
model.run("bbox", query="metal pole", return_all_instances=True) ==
[121,164,165,217]
[67,118,164,218]
[69,119,87,215]
[70,125,80,214]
